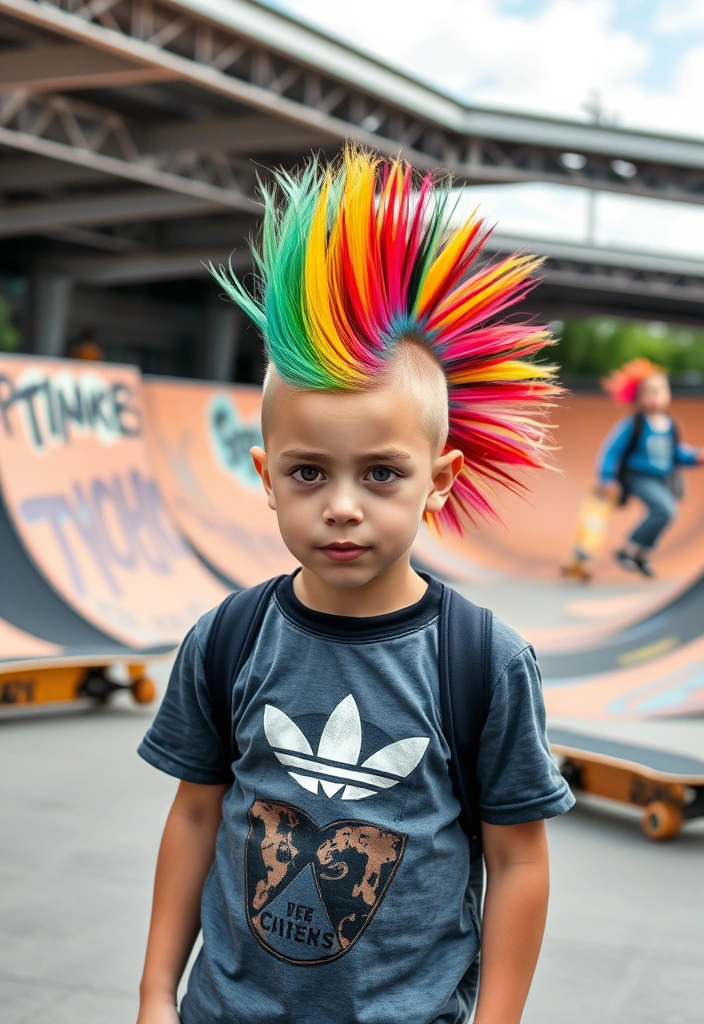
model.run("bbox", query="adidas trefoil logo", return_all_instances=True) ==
[264,694,429,801]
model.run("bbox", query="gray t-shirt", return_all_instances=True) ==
[139,576,573,1024]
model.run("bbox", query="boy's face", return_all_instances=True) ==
[251,380,462,590]
[638,372,671,414]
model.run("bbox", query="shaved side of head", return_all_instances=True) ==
[261,341,449,454]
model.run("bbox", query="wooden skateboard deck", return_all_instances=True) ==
[0,654,163,710]
[550,728,704,840]
[561,491,616,579]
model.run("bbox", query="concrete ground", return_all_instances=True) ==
[1,658,703,1024]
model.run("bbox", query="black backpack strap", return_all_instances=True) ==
[438,585,493,849]
[616,412,644,505]
[669,419,685,500]
[204,575,286,768]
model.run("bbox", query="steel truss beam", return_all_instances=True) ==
[0,41,174,91]
[491,237,704,324]
[0,154,109,190]
[3,0,704,204]
[0,186,220,236]
[0,89,259,211]
[44,246,251,285]
[37,229,704,324]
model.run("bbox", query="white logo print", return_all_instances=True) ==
[264,695,429,801]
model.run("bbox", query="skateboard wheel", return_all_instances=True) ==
[560,563,592,583]
[641,801,683,841]
[559,759,583,788]
[131,677,156,704]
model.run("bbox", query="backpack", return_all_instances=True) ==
[204,574,493,991]
[616,412,684,505]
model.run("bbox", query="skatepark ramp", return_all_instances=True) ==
[429,393,704,719]
[142,377,296,588]
[0,355,230,706]
[2,356,703,720]
[426,394,704,588]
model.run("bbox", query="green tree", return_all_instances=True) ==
[0,298,19,352]
[553,318,704,379]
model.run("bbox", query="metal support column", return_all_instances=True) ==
[200,294,241,381]
[29,270,73,357]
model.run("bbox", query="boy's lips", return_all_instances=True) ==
[319,542,370,562]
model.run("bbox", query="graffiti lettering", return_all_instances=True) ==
[0,679,35,704]
[209,395,262,489]
[20,469,185,596]
[0,370,141,450]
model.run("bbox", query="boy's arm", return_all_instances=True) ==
[596,417,633,484]
[137,780,228,1023]
[674,440,704,466]
[473,820,550,1024]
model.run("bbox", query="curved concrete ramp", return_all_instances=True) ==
[415,394,704,720]
[441,395,704,585]
[142,378,296,588]
[0,618,60,668]
[0,356,227,651]
[542,635,704,720]
[429,395,704,649]
[536,565,704,719]
[0,474,173,667]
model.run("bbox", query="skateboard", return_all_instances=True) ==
[550,727,704,840]
[0,656,157,711]
[560,490,616,581]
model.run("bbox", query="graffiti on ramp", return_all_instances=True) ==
[0,356,226,648]
[143,378,297,587]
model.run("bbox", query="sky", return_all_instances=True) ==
[265,0,704,258]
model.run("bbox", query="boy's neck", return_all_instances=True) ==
[293,559,428,618]
[643,410,670,426]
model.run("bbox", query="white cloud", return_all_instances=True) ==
[283,0,702,135]
[596,193,704,259]
[654,0,704,34]
[458,183,704,259]
[280,0,704,258]
[459,183,589,243]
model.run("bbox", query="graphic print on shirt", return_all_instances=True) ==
[246,799,406,964]
[263,694,429,801]
[645,430,674,472]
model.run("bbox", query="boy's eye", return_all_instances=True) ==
[366,467,399,484]
[292,466,323,483]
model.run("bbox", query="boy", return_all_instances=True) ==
[598,359,704,577]
[136,150,574,1024]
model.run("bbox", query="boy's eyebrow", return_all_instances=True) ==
[278,447,413,462]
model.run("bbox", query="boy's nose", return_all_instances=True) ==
[323,486,363,525]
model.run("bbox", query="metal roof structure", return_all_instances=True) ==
[1,0,703,336]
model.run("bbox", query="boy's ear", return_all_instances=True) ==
[425,448,464,515]
[250,446,276,511]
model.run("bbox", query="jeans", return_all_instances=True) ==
[624,472,677,550]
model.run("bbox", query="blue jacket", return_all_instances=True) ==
[598,415,699,483]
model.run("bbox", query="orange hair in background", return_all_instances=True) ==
[602,358,664,405]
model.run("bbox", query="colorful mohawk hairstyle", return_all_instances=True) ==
[602,358,664,405]
[209,148,561,533]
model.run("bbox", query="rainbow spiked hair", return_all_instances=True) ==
[602,358,664,405]
[209,148,560,532]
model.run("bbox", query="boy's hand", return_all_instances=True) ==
[136,997,180,1024]
[597,480,620,500]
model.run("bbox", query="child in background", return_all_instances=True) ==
[598,358,704,577]
[135,149,574,1024]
